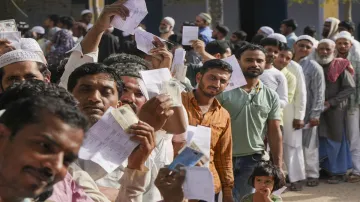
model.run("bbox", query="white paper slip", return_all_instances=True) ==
[183,167,215,202]
[273,186,287,196]
[186,125,211,167]
[222,55,247,92]
[0,19,17,32]
[79,107,139,173]
[134,27,164,54]
[111,0,148,34]
[182,26,199,46]
[140,68,172,98]
[171,48,186,70]
[0,31,21,49]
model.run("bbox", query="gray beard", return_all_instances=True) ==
[159,27,170,34]
[315,53,334,65]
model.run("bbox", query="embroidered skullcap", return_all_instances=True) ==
[163,17,175,27]
[335,31,353,42]
[0,49,45,68]
[267,33,287,44]
[31,26,45,35]
[296,35,315,45]
[20,38,43,53]
[198,13,212,24]
[81,9,92,16]
[318,39,336,48]
[260,26,274,36]
[109,62,148,78]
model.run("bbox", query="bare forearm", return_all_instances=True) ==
[268,125,283,167]
[80,24,104,54]
[200,51,216,62]
[163,106,187,134]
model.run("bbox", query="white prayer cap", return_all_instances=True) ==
[260,26,274,36]
[335,31,353,42]
[295,35,315,45]
[325,17,340,23]
[163,17,175,27]
[0,49,45,68]
[81,9,92,16]
[31,26,45,35]
[318,39,336,47]
[267,33,287,43]
[20,38,43,53]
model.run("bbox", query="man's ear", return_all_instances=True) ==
[44,71,51,83]
[117,100,123,108]
[195,72,202,85]
[0,123,11,139]
[214,53,221,59]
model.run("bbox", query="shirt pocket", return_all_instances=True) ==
[209,123,227,149]
[251,104,271,119]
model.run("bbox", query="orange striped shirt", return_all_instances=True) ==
[181,91,234,197]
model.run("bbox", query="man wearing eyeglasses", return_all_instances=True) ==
[293,35,326,187]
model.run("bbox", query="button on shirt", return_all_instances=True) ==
[181,91,234,197]
[217,81,281,157]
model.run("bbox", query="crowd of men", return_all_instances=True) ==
[0,1,360,202]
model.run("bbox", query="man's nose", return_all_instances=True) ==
[87,90,102,102]
[42,152,67,180]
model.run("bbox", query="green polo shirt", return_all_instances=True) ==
[217,81,281,157]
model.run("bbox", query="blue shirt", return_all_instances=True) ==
[199,27,214,44]
[286,32,298,49]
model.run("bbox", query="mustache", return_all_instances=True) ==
[23,166,55,185]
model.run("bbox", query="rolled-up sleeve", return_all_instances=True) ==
[116,168,151,202]
[59,44,98,88]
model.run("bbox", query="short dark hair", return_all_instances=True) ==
[0,61,50,91]
[59,16,74,29]
[233,30,247,41]
[339,20,356,32]
[200,59,233,75]
[48,14,60,25]
[0,80,78,110]
[235,43,266,60]
[205,40,229,55]
[281,45,294,55]
[67,63,123,98]
[251,34,266,45]
[260,38,284,51]
[216,24,230,37]
[303,26,317,37]
[281,19,298,31]
[0,96,88,137]
[248,161,286,192]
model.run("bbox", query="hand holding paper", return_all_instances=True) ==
[0,19,17,32]
[171,48,187,82]
[111,0,148,34]
[182,26,199,46]
[96,1,130,32]
[127,120,155,171]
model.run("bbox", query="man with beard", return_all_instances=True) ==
[212,24,230,41]
[159,17,175,41]
[259,37,288,109]
[0,95,88,202]
[181,59,234,202]
[335,31,360,183]
[315,39,355,184]
[293,35,326,187]
[195,13,214,44]
[217,44,282,201]
[322,17,340,40]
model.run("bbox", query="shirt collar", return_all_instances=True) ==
[189,90,222,110]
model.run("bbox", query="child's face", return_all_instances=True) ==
[254,176,275,193]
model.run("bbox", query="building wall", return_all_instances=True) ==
[287,2,323,39]
[339,2,360,39]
